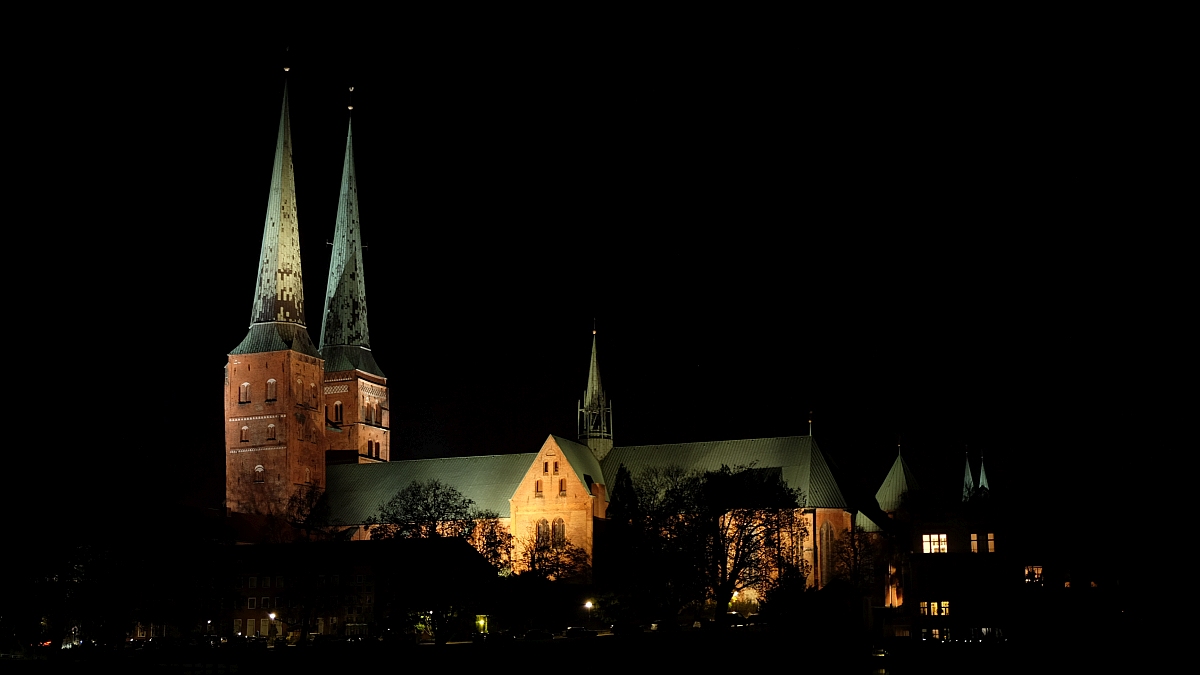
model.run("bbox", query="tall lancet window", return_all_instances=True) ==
[253,465,265,483]
[267,424,276,441]
[536,519,550,549]
[552,518,566,548]
[334,402,344,423]
[266,379,277,401]
[239,382,251,404]
[310,383,317,407]
[240,426,250,442]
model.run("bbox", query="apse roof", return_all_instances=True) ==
[599,436,847,509]
[876,453,920,512]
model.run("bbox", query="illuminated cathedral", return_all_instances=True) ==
[223,86,997,607]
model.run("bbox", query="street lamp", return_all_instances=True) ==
[584,601,592,626]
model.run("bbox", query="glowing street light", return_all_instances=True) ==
[584,601,593,625]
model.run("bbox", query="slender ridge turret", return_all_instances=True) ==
[578,331,613,461]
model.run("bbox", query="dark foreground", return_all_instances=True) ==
[5,630,1134,674]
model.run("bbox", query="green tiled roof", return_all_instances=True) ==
[855,510,883,533]
[324,453,537,524]
[599,436,847,509]
[551,436,608,500]
[230,322,322,359]
[321,344,383,377]
[876,453,920,513]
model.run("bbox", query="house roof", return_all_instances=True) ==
[325,453,537,524]
[876,452,920,512]
[599,436,848,509]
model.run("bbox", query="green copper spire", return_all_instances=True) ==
[962,452,975,501]
[319,119,383,376]
[978,455,990,491]
[578,330,613,461]
[232,84,320,358]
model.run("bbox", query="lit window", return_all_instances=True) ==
[239,382,251,404]
[266,379,277,401]
[241,426,250,443]
[254,465,265,483]
[247,618,256,635]
[1025,566,1043,584]
[971,533,978,553]
[919,601,928,615]
[921,534,947,553]
[267,424,276,441]
[987,533,995,553]
[940,601,950,616]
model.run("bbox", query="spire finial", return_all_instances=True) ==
[347,85,354,111]
[808,410,813,436]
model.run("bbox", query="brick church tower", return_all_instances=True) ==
[319,120,390,465]
[224,86,327,515]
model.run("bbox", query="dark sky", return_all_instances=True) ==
[19,35,1181,573]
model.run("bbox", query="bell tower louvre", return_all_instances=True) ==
[225,84,327,515]
[320,119,390,465]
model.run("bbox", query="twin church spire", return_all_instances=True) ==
[231,85,377,375]
[231,84,322,358]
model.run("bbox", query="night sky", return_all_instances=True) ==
[18,35,1180,577]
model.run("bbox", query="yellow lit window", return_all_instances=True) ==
[940,601,949,616]
[988,533,995,553]
[922,534,947,553]
[971,533,978,553]
[1025,566,1043,584]
[919,601,928,615]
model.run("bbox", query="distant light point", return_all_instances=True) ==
[592,330,597,335]
[349,86,355,92]
[283,67,290,72]
[348,105,354,110]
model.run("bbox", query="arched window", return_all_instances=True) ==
[536,519,550,549]
[558,478,566,495]
[552,518,566,548]
[267,424,276,441]
[334,401,343,423]
[240,426,249,442]
[239,382,251,404]
[253,465,265,483]
[819,521,835,587]
[310,383,317,406]
[266,379,277,401]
